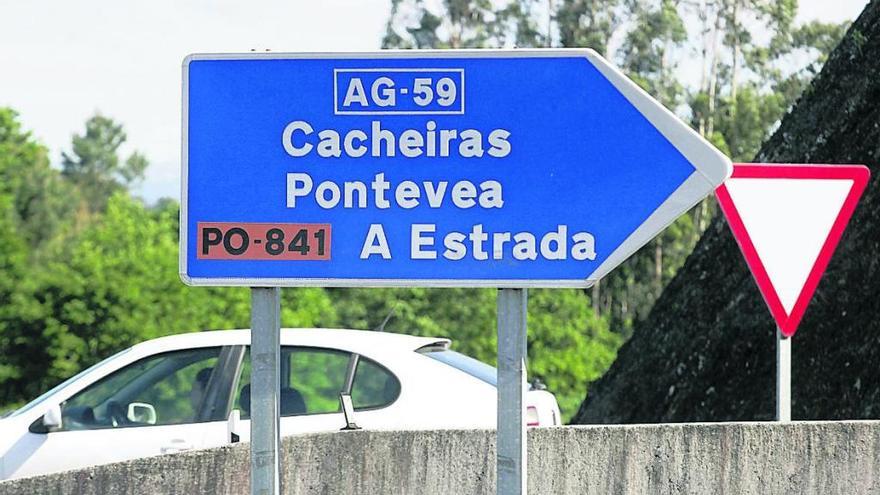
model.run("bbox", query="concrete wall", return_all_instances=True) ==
[2,421,880,494]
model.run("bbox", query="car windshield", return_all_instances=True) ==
[422,349,497,386]
[6,348,133,418]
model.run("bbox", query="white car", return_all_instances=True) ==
[0,328,561,480]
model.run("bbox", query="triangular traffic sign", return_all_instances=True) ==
[716,164,870,337]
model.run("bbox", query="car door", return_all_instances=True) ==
[341,354,403,430]
[7,346,237,479]
[228,346,404,441]
[230,346,351,440]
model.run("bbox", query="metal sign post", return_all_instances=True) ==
[776,327,791,422]
[497,288,527,494]
[250,287,281,495]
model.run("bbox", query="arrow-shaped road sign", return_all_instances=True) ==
[716,163,870,337]
[181,49,735,495]
[181,50,731,287]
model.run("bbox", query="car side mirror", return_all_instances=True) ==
[42,404,63,431]
[127,402,157,425]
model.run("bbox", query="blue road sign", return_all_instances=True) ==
[181,50,731,287]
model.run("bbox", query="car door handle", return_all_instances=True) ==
[161,438,194,454]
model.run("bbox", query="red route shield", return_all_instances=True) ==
[715,163,870,337]
[197,222,331,261]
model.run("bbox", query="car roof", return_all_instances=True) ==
[129,328,451,355]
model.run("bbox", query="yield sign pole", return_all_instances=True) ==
[776,327,791,421]
[716,163,870,421]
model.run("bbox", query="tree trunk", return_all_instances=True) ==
[730,0,740,154]
[654,239,663,299]
[697,0,711,136]
[730,0,740,102]
[591,279,601,315]
[706,10,722,137]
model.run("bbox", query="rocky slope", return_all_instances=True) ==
[574,0,880,423]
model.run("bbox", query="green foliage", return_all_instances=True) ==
[329,288,498,363]
[595,212,698,335]
[712,85,788,161]
[556,0,625,55]
[0,110,336,408]
[62,114,148,213]
[0,195,27,394]
[682,1,848,161]
[0,194,235,399]
[0,108,78,251]
[0,188,334,405]
[527,290,621,419]
[383,0,544,49]
[329,287,621,419]
[621,0,687,107]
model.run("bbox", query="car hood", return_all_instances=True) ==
[0,419,14,479]
[0,415,27,450]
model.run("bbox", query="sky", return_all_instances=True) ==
[0,0,870,203]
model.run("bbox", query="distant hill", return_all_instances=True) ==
[574,0,880,423]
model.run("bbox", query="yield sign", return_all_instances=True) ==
[716,164,870,337]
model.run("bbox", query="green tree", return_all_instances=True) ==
[330,288,498,363]
[684,0,847,161]
[553,0,847,334]
[593,213,696,335]
[329,288,621,419]
[620,0,687,108]
[0,108,78,251]
[0,110,75,408]
[528,290,622,418]
[0,194,336,407]
[384,0,498,48]
[0,194,28,403]
[383,0,545,49]
[61,114,148,213]
[556,0,627,55]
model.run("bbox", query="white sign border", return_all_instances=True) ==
[180,49,731,288]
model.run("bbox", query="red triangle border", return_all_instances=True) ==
[715,163,870,338]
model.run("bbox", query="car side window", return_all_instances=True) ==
[235,346,350,419]
[60,347,221,430]
[351,358,400,410]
